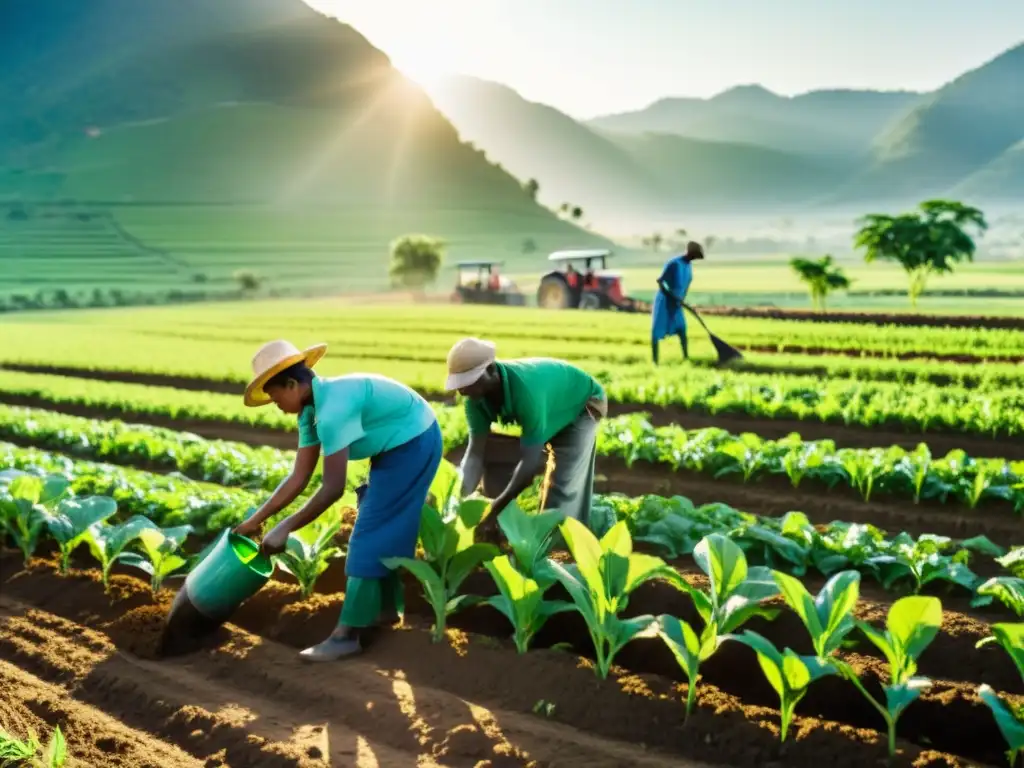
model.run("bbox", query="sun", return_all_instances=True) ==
[390,57,449,95]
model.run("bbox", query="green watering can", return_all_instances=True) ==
[160,526,274,657]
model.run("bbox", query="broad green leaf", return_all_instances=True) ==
[498,503,561,578]
[560,517,604,597]
[977,684,1024,760]
[884,678,931,719]
[888,595,942,661]
[976,623,1024,679]
[446,543,499,592]
[695,533,747,608]
[774,571,822,639]
[960,535,1007,558]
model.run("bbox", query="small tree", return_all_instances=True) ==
[523,178,540,201]
[642,232,664,252]
[790,255,851,312]
[389,234,444,291]
[234,270,264,293]
[521,238,538,256]
[854,199,988,307]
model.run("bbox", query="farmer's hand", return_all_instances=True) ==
[234,517,262,538]
[259,525,289,556]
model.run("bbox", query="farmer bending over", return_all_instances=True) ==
[235,340,442,662]
[651,241,704,364]
[446,338,607,530]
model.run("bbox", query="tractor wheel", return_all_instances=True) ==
[579,292,601,310]
[537,275,571,309]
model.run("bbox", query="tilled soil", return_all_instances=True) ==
[1,554,1019,768]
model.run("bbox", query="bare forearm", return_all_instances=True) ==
[459,454,485,497]
[275,482,345,535]
[494,458,542,509]
[250,475,308,525]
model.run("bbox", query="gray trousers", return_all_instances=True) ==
[543,398,604,528]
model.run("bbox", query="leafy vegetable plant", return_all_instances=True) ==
[497,502,562,583]
[0,472,70,564]
[120,524,194,593]
[833,595,943,758]
[274,508,345,599]
[548,518,668,679]
[0,724,67,767]
[657,614,722,720]
[774,570,861,659]
[730,630,836,741]
[976,685,1024,768]
[675,533,780,636]
[42,496,118,573]
[383,493,498,643]
[85,514,157,589]
[485,554,572,653]
[974,577,1024,617]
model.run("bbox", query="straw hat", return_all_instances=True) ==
[244,340,327,407]
[445,337,496,391]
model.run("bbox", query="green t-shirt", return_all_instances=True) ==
[464,359,605,446]
[298,374,436,460]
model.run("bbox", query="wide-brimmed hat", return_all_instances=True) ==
[445,337,496,391]
[244,339,327,407]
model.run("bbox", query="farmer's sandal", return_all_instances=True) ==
[299,633,362,662]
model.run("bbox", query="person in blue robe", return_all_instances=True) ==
[651,241,704,364]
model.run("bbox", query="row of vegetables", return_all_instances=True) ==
[2,344,1022,439]
[1,404,1020,514]
[125,303,1024,360]
[2,440,1021,614]
[0,460,1021,764]
[393,468,1024,762]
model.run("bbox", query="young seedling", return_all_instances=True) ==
[274,509,345,599]
[832,595,943,759]
[773,570,861,659]
[730,630,836,741]
[976,622,1024,679]
[496,502,562,584]
[85,515,158,590]
[43,496,118,573]
[0,473,70,564]
[976,684,1024,767]
[675,533,781,636]
[120,524,194,593]
[547,518,668,679]
[657,615,722,721]
[0,724,67,767]
[383,497,498,643]
[485,554,572,653]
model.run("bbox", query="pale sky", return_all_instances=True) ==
[306,1,1024,118]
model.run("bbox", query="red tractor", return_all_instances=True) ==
[536,249,651,312]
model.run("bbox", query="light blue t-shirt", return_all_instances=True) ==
[297,374,436,460]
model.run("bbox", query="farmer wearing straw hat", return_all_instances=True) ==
[235,340,442,662]
[651,241,704,364]
[445,338,607,530]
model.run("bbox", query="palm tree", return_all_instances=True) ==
[790,255,851,312]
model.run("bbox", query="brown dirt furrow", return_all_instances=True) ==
[0,657,205,768]
[1,555,1018,767]
[0,594,711,768]
[3,362,1022,459]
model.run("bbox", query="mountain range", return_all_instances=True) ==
[429,42,1024,217]
[0,0,599,247]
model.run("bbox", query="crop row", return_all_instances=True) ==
[2,359,1022,444]
[26,301,1023,359]
[3,459,1021,764]
[3,404,1021,514]
[601,413,1023,512]
[3,440,1020,617]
